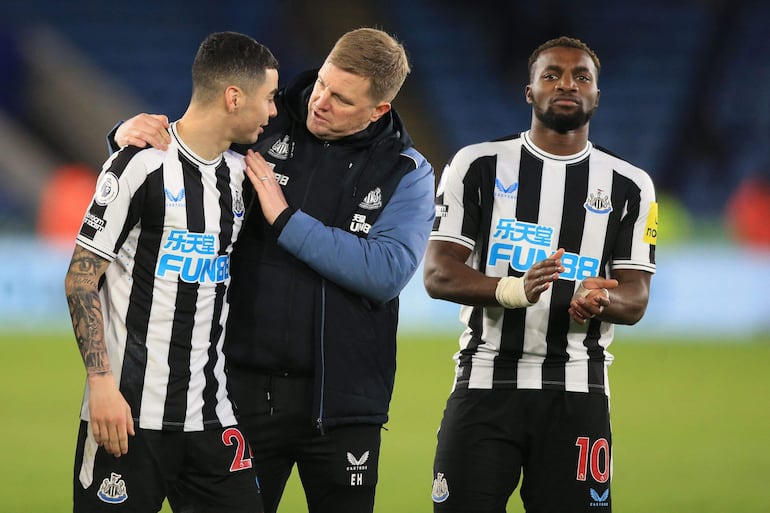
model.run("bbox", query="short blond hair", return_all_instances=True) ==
[327,27,410,104]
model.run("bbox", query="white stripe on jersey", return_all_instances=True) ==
[432,131,656,396]
[76,122,247,431]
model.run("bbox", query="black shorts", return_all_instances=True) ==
[73,420,262,513]
[432,388,612,513]
[228,369,381,513]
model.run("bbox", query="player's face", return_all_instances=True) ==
[306,61,390,141]
[235,68,279,144]
[526,47,600,133]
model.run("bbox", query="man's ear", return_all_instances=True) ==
[525,85,533,105]
[225,85,241,113]
[370,102,392,122]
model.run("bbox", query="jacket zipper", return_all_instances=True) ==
[316,279,326,435]
[314,141,331,435]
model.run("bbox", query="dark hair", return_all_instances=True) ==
[191,31,278,102]
[527,36,600,80]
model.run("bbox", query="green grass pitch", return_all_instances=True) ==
[2,332,768,512]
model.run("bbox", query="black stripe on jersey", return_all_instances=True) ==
[163,153,204,429]
[115,166,162,258]
[515,149,545,256]
[584,317,605,391]
[584,170,643,392]
[120,169,165,417]
[182,153,207,231]
[543,157,590,390]
[81,147,143,241]
[458,155,498,378]
[201,160,235,426]
[494,149,544,384]
[578,171,633,392]
[203,297,224,425]
[215,160,235,252]
[649,239,656,265]
[165,285,197,430]
[611,171,641,261]
[459,156,495,244]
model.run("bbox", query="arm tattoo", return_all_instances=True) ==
[65,246,112,377]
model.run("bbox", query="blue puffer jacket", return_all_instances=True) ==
[225,69,435,430]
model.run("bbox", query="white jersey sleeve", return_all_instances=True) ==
[75,148,160,261]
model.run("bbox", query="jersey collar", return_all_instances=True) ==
[522,130,592,163]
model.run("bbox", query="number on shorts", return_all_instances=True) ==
[222,427,253,472]
[575,436,610,483]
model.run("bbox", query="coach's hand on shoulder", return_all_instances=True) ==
[88,374,135,457]
[115,113,170,150]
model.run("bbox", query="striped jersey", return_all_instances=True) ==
[431,131,657,396]
[75,122,248,431]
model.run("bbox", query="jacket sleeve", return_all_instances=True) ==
[106,122,123,155]
[277,151,435,303]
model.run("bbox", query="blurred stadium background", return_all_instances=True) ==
[1,0,769,511]
[1,0,769,336]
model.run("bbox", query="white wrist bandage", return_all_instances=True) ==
[576,282,610,300]
[495,276,534,309]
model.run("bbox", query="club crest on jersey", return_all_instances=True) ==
[233,191,245,218]
[95,172,119,206]
[267,135,291,160]
[494,178,518,198]
[431,472,449,503]
[584,189,612,214]
[165,187,186,207]
[359,187,383,210]
[97,472,128,504]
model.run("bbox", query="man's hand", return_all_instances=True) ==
[114,113,170,150]
[245,149,289,225]
[88,374,135,457]
[496,249,565,308]
[523,248,565,304]
[569,277,620,325]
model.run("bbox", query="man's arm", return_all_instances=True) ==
[569,269,651,325]
[64,245,134,457]
[423,240,565,307]
[245,148,436,303]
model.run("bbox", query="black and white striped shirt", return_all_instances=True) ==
[76,122,248,431]
[431,131,657,396]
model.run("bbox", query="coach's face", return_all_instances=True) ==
[306,61,391,141]
[526,46,600,134]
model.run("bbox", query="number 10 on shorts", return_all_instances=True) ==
[575,437,610,483]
